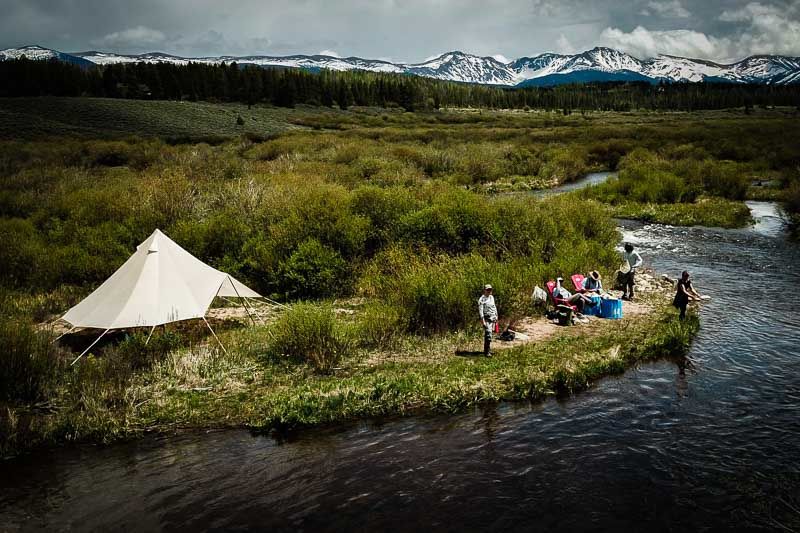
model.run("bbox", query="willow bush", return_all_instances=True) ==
[266,303,354,373]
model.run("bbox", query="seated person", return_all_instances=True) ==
[553,277,594,313]
[582,271,603,294]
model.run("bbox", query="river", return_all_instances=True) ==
[2,183,799,531]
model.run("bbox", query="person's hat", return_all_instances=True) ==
[556,277,563,282]
[484,284,493,290]
[590,270,600,279]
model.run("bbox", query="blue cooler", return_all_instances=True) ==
[584,295,602,316]
[601,298,623,319]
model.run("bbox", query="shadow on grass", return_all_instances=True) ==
[454,350,488,358]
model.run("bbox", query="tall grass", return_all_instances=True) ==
[266,303,355,373]
[0,316,66,403]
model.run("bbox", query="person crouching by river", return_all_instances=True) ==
[478,284,498,358]
[673,271,702,320]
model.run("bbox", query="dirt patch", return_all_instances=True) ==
[469,270,672,353]
[496,297,653,349]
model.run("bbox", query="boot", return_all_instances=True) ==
[484,338,492,358]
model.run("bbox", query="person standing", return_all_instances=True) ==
[673,271,702,320]
[622,243,643,301]
[478,284,498,358]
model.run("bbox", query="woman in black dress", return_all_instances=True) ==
[673,271,701,320]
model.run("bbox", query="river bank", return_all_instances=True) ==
[1,273,695,458]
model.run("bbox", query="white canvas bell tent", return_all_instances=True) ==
[61,229,262,364]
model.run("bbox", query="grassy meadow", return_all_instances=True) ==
[1,97,797,455]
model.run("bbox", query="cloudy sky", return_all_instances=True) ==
[1,0,798,63]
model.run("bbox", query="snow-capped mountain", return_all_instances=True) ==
[405,51,518,85]
[2,45,799,86]
[0,45,94,68]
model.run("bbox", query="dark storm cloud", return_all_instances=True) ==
[1,0,798,61]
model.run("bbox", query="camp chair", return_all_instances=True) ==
[571,274,586,293]
[546,280,578,312]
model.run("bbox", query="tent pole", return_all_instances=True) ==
[144,326,156,346]
[228,275,257,326]
[203,317,228,355]
[71,329,110,366]
[52,326,76,344]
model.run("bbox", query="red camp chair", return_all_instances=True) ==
[546,280,578,311]
[571,274,586,293]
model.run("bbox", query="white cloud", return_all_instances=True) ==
[642,0,691,18]
[492,54,509,63]
[719,2,779,22]
[318,49,340,57]
[555,33,575,54]
[599,26,730,60]
[529,0,560,17]
[601,2,800,62]
[718,2,800,57]
[92,25,166,49]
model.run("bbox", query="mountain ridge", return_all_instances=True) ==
[2,44,799,86]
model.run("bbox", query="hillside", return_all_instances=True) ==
[0,97,301,140]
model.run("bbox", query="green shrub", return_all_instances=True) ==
[351,186,419,253]
[393,145,456,176]
[267,303,354,373]
[0,219,48,288]
[115,330,185,370]
[587,139,631,170]
[280,239,348,299]
[356,301,405,348]
[785,181,800,217]
[361,252,507,334]
[0,311,66,402]
[267,184,369,261]
[505,147,542,176]
[540,145,589,184]
[247,138,297,161]
[172,210,252,272]
[399,188,487,253]
[698,160,749,200]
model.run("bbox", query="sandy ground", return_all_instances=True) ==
[492,296,653,350]
[459,270,674,354]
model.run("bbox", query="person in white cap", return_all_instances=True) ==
[478,284,498,357]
